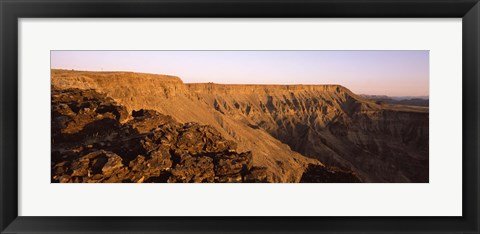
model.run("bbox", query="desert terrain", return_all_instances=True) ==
[51,69,429,183]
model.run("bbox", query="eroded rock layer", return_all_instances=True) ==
[51,69,428,182]
[186,84,429,182]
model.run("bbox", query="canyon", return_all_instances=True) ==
[51,69,428,183]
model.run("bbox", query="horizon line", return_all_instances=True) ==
[51,68,429,98]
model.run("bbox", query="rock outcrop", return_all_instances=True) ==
[51,88,272,183]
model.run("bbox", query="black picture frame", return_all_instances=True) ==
[1,0,479,233]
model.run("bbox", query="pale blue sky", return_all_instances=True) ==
[51,51,429,96]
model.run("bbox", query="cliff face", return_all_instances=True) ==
[51,70,322,182]
[186,84,429,182]
[52,69,428,182]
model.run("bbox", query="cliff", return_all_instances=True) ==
[51,70,321,182]
[186,83,429,182]
[51,69,428,182]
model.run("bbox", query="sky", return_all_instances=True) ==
[51,51,429,96]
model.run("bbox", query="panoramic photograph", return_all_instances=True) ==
[50,51,429,183]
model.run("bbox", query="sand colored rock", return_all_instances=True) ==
[51,69,319,182]
[51,69,428,182]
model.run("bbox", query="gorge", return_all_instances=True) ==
[51,69,429,183]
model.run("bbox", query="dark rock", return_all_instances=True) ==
[52,150,127,183]
[129,109,176,134]
[169,155,215,183]
[244,167,269,182]
[214,151,253,176]
[300,164,361,183]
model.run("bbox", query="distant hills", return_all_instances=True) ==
[360,94,429,107]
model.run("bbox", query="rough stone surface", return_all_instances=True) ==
[51,88,274,183]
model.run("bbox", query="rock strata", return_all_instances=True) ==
[186,83,429,182]
[51,69,427,183]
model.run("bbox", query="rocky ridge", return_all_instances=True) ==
[51,88,270,183]
[52,87,356,183]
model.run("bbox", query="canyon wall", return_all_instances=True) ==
[51,70,320,182]
[186,83,429,182]
[52,69,428,182]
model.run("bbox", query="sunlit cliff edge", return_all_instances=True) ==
[51,69,428,182]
